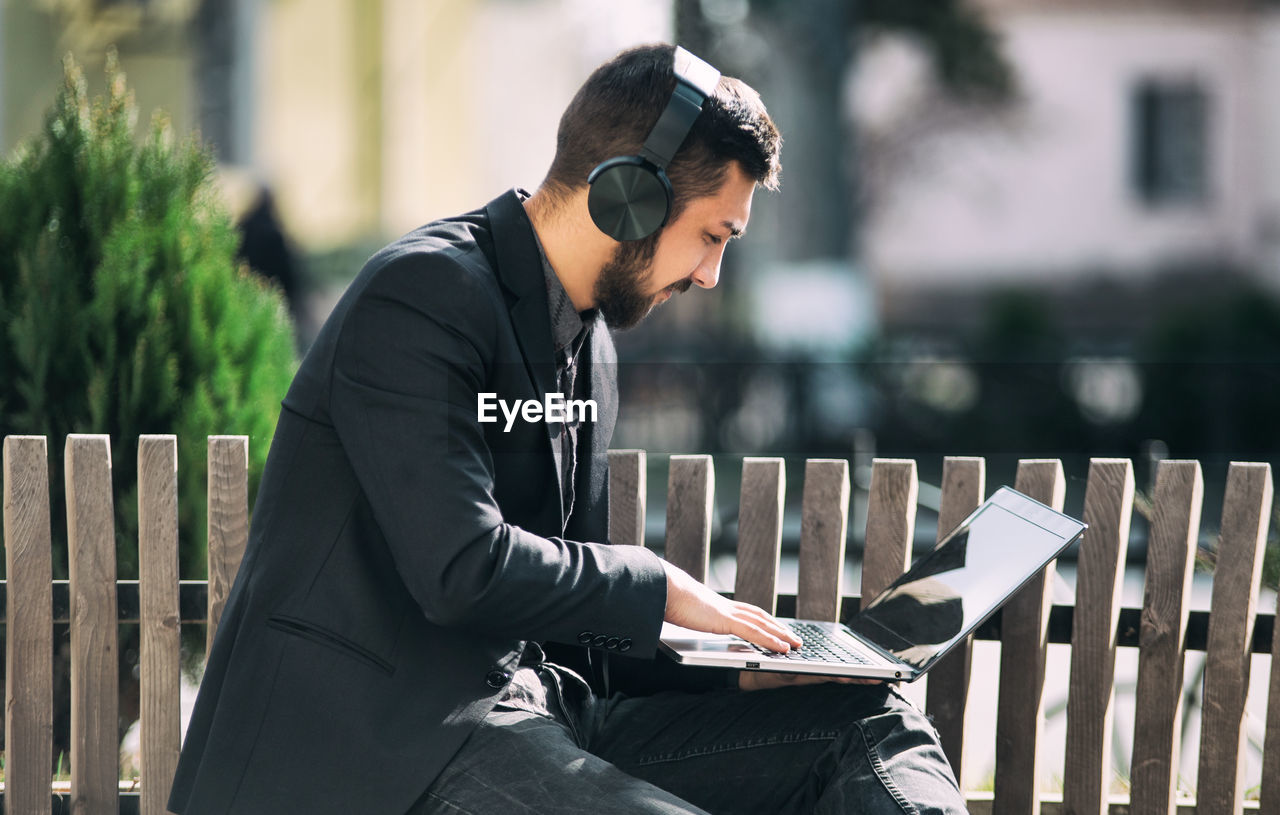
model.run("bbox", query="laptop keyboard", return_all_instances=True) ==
[754,622,872,664]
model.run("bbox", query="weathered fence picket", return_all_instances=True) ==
[607,449,646,548]
[66,435,120,814]
[924,456,985,786]
[734,457,784,614]
[992,461,1066,815]
[1197,462,1272,814]
[1062,458,1135,815]
[1131,460,1205,814]
[4,436,55,815]
[665,455,713,583]
[1265,581,1280,814]
[138,435,181,815]
[205,437,248,654]
[798,459,852,622]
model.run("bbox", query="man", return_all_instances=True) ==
[169,44,966,814]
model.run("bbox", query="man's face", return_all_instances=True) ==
[593,162,755,330]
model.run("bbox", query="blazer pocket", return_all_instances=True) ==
[266,614,396,676]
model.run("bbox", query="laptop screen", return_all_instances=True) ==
[846,487,1085,671]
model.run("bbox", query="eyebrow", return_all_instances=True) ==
[721,220,745,238]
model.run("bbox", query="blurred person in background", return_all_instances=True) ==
[237,186,301,319]
[168,44,965,815]
[220,168,305,332]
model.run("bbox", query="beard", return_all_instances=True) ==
[592,235,691,330]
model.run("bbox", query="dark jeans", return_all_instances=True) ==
[413,658,968,815]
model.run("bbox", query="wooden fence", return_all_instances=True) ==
[1,436,1279,814]
[3,435,247,815]
[610,451,1280,815]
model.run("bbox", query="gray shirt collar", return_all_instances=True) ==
[533,233,590,355]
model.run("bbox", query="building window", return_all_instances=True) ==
[1130,79,1210,206]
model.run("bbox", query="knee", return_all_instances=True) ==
[848,692,966,815]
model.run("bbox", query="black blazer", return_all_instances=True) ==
[168,190,679,815]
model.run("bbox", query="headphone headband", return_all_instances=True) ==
[640,48,721,169]
[674,46,722,98]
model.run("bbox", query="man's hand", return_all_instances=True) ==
[662,561,801,653]
[660,562,888,692]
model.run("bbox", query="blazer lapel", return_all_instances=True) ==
[485,189,565,527]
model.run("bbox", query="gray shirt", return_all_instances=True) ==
[535,239,594,530]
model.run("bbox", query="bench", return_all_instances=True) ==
[1,436,1277,813]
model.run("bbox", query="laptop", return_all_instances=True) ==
[659,486,1086,681]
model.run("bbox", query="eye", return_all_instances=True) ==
[705,232,723,246]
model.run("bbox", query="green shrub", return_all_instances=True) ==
[0,52,297,580]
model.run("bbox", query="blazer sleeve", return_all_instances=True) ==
[327,251,669,656]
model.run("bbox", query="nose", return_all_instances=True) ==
[690,248,724,289]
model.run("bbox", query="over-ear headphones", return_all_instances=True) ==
[586,47,722,241]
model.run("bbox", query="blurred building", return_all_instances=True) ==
[1,0,672,249]
[856,0,1280,339]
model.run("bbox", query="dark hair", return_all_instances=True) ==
[542,44,781,220]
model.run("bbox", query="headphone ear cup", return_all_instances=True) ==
[587,156,673,241]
